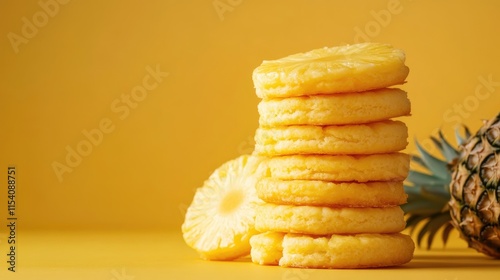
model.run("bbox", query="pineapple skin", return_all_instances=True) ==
[449,113,500,258]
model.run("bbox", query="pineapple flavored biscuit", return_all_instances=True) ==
[261,153,410,182]
[256,179,407,207]
[251,43,415,268]
[254,119,408,156]
[250,232,415,268]
[258,87,410,127]
[252,43,409,99]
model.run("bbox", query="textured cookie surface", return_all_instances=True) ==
[250,232,414,268]
[249,231,284,265]
[253,43,409,99]
[254,120,408,156]
[255,204,405,235]
[258,88,410,127]
[256,179,407,207]
[262,153,409,182]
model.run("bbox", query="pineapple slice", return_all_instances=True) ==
[182,155,265,260]
[253,42,409,98]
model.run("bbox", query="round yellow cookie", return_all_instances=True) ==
[250,232,415,268]
[255,203,405,235]
[258,88,410,127]
[249,231,285,265]
[256,179,407,207]
[253,43,409,99]
[254,120,408,156]
[262,153,409,182]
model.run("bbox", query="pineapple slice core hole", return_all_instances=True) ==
[219,189,244,214]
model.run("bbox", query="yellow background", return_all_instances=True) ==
[1,0,500,278]
[1,0,500,237]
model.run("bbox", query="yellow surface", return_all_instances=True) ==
[1,0,500,276]
[1,0,500,231]
[0,230,498,280]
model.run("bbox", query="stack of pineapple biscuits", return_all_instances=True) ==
[250,43,415,268]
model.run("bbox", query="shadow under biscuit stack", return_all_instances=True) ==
[250,43,415,268]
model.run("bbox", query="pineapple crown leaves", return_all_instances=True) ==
[403,126,471,249]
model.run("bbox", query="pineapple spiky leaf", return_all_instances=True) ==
[437,130,459,162]
[410,155,427,169]
[423,213,452,250]
[404,133,455,249]
[406,214,430,235]
[403,199,442,215]
[441,223,455,246]
[454,126,471,146]
[415,140,451,181]
[407,170,449,186]
[419,186,449,203]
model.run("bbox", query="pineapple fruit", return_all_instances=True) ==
[404,112,500,258]
[181,155,265,260]
[182,43,414,264]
